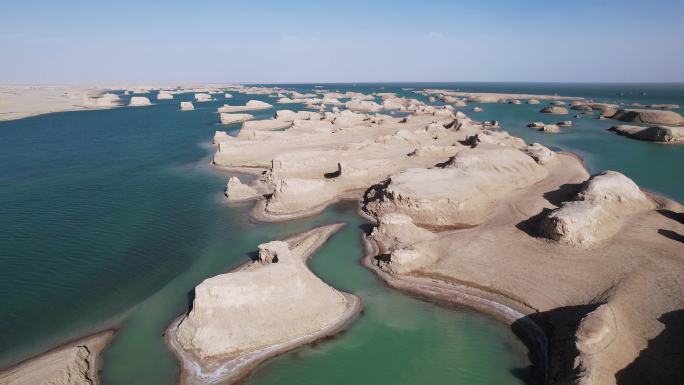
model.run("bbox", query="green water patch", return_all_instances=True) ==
[2,83,682,385]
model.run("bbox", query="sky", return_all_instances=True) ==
[1,0,683,84]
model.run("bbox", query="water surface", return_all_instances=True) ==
[1,83,682,385]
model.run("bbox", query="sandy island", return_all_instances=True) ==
[0,330,114,385]
[5,85,683,385]
[207,87,684,385]
[165,223,362,385]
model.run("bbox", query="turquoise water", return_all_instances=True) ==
[1,83,682,385]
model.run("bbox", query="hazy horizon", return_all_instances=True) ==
[2,0,683,84]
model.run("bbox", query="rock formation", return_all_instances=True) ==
[218,100,273,113]
[205,87,683,385]
[540,105,569,115]
[540,171,653,246]
[524,142,556,164]
[364,144,548,228]
[157,92,173,100]
[220,113,254,125]
[345,100,381,113]
[175,236,349,360]
[608,109,684,126]
[129,96,151,107]
[225,176,259,201]
[608,125,684,143]
[0,332,112,385]
[180,101,194,111]
[538,124,560,133]
[195,93,213,102]
[242,119,292,131]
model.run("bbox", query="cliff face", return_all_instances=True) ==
[176,240,348,360]
[540,171,654,246]
[0,332,112,385]
[364,144,548,228]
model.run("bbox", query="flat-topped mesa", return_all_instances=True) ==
[540,105,569,115]
[540,171,654,246]
[194,93,213,102]
[265,157,402,216]
[175,239,348,360]
[218,100,273,113]
[345,99,382,113]
[157,92,173,100]
[220,113,254,125]
[608,125,684,143]
[607,109,684,126]
[225,176,259,201]
[382,97,426,111]
[364,144,548,229]
[570,101,618,115]
[242,119,292,131]
[129,96,152,107]
[180,101,194,111]
[274,110,322,122]
[440,96,458,104]
[324,91,374,101]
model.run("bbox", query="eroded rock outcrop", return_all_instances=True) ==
[175,239,348,359]
[157,92,173,100]
[220,113,254,125]
[540,105,569,115]
[364,144,548,228]
[0,332,112,385]
[609,125,684,143]
[180,101,194,111]
[225,176,259,201]
[608,109,684,126]
[129,96,151,106]
[345,99,381,113]
[540,171,653,246]
[538,124,560,133]
[195,93,213,102]
[525,142,556,164]
[219,100,273,113]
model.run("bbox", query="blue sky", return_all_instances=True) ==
[1,0,683,83]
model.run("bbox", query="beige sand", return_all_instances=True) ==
[209,87,683,385]
[0,86,117,121]
[363,150,684,385]
[166,224,362,385]
[0,330,114,385]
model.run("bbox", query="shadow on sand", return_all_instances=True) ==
[616,310,684,385]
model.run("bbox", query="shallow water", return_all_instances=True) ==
[0,83,682,385]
